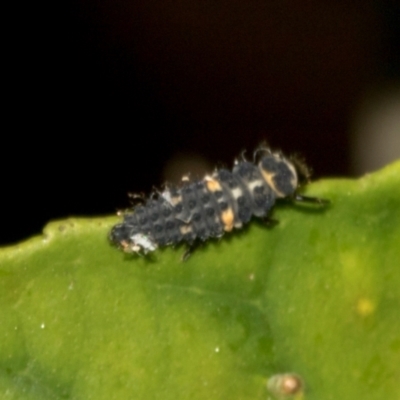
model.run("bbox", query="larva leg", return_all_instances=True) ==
[293,194,330,205]
[181,240,202,261]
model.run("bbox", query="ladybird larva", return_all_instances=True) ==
[110,146,328,259]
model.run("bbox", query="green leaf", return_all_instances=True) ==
[1,160,399,400]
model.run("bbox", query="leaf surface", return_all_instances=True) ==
[1,161,399,399]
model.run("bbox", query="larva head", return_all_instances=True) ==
[258,152,299,198]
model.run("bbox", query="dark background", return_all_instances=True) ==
[2,0,399,246]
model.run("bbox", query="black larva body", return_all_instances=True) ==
[110,148,320,257]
